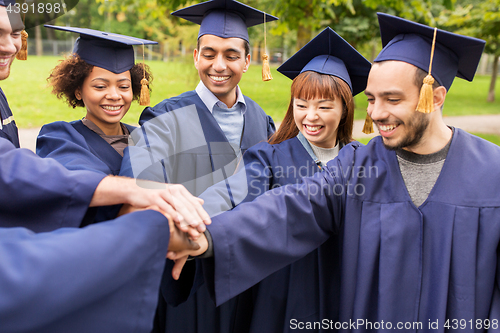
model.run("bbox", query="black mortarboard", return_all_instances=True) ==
[277,27,371,96]
[44,25,158,74]
[171,0,278,43]
[374,12,485,91]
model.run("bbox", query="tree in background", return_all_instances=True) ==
[444,0,500,102]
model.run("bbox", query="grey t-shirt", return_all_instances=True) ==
[396,128,454,207]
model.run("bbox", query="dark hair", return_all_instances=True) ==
[47,55,153,108]
[414,66,441,90]
[197,35,250,57]
[269,71,355,146]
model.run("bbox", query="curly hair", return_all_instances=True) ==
[47,55,153,108]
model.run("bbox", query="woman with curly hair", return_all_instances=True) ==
[36,26,157,225]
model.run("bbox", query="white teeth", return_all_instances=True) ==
[379,124,397,132]
[210,75,230,82]
[0,58,9,65]
[102,106,121,111]
[305,125,321,132]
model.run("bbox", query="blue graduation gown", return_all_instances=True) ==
[0,87,20,148]
[198,137,355,332]
[0,209,170,333]
[0,138,105,232]
[205,129,500,332]
[120,91,275,333]
[36,120,136,225]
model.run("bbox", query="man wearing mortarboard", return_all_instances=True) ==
[169,13,500,331]
[118,1,277,332]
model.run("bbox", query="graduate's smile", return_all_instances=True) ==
[303,124,324,135]
[0,56,13,67]
[101,104,125,116]
[208,74,231,84]
[376,122,400,137]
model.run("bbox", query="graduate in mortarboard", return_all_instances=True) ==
[0,0,23,148]
[169,13,500,331]
[117,1,277,332]
[36,26,156,225]
[187,27,370,332]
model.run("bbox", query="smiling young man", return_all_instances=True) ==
[170,13,500,331]
[119,1,277,332]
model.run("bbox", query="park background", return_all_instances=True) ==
[3,0,500,148]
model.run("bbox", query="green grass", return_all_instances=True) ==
[2,56,500,128]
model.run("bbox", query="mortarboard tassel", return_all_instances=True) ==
[416,27,437,113]
[262,12,272,81]
[139,45,150,106]
[362,111,374,134]
[16,30,28,60]
[140,78,150,106]
[16,7,28,60]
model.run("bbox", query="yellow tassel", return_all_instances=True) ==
[262,53,272,81]
[362,113,374,134]
[139,78,150,106]
[16,30,28,60]
[416,74,435,113]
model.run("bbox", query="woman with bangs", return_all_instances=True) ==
[176,27,371,332]
[36,26,156,225]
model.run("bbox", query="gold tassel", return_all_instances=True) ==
[261,12,272,82]
[139,78,150,106]
[262,53,272,81]
[416,27,438,113]
[16,30,28,60]
[362,113,374,134]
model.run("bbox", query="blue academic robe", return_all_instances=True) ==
[0,138,104,232]
[120,90,275,333]
[0,209,170,333]
[0,87,20,148]
[205,129,500,332]
[197,137,357,332]
[36,120,136,225]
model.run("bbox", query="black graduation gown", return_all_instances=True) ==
[120,90,275,333]
[204,129,500,332]
[36,120,136,225]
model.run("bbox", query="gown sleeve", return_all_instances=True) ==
[0,210,169,333]
[0,138,104,232]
